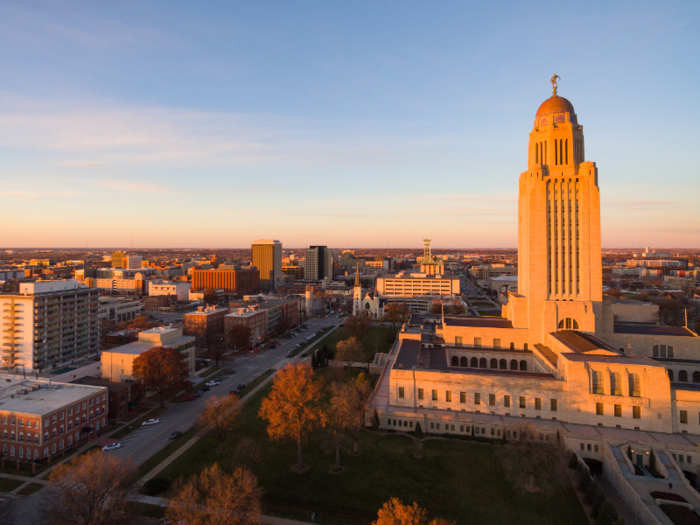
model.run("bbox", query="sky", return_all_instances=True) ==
[1,1,699,249]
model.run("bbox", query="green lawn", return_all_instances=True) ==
[17,482,44,496]
[158,379,587,525]
[304,325,399,361]
[111,407,167,440]
[137,427,197,478]
[0,477,23,492]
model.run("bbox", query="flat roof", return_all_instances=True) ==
[103,335,193,355]
[614,323,696,337]
[564,353,661,366]
[443,317,513,329]
[551,330,619,354]
[0,378,104,416]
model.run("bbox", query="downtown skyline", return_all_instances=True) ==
[1,1,699,249]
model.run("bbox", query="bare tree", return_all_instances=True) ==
[335,337,365,369]
[197,395,241,451]
[42,450,136,525]
[345,310,371,339]
[227,324,252,352]
[497,423,567,495]
[168,463,261,525]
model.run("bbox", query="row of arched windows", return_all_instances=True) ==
[668,370,700,383]
[450,356,528,371]
[558,318,579,330]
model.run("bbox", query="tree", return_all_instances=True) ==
[430,300,443,315]
[227,324,252,351]
[345,310,371,339]
[168,463,261,525]
[203,287,219,304]
[197,395,241,451]
[451,300,466,315]
[259,363,327,471]
[132,346,190,408]
[205,332,227,366]
[41,450,136,525]
[326,384,350,471]
[231,437,261,470]
[382,303,410,330]
[335,337,366,368]
[332,373,372,454]
[497,423,567,495]
[373,498,455,525]
[414,422,424,440]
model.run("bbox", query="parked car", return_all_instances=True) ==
[182,394,197,402]
[102,442,122,452]
[142,418,160,426]
[228,390,238,396]
[237,384,246,390]
[201,386,210,392]
[195,390,204,397]
[230,369,237,374]
[168,431,183,440]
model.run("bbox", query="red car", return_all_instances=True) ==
[182,394,197,402]
[228,390,238,396]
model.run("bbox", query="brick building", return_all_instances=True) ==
[192,267,260,295]
[0,375,107,462]
[184,305,229,339]
[224,306,267,349]
[74,377,143,421]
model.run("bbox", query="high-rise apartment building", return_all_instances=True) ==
[192,267,260,295]
[0,281,100,372]
[304,246,333,281]
[251,240,282,292]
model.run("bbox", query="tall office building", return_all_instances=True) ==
[304,246,333,281]
[124,255,143,270]
[111,251,126,268]
[0,280,100,373]
[251,240,282,292]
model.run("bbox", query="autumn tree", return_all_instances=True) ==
[132,346,191,408]
[335,337,365,368]
[259,363,326,471]
[325,387,349,472]
[203,287,219,304]
[329,373,372,455]
[373,498,455,525]
[497,423,567,495]
[345,310,371,339]
[168,463,261,525]
[227,324,252,351]
[451,300,466,315]
[41,450,136,525]
[382,303,409,329]
[197,395,242,451]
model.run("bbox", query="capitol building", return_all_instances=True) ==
[368,78,700,517]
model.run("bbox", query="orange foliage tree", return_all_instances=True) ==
[132,346,190,408]
[197,394,241,451]
[373,497,455,525]
[259,363,326,471]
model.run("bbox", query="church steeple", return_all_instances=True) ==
[354,263,361,288]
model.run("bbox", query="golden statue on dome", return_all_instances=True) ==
[550,74,560,96]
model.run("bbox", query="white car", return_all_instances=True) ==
[142,418,160,426]
[102,442,122,452]
[206,381,220,387]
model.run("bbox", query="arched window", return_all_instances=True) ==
[34,450,38,460]
[510,360,518,370]
[68,421,73,431]
[10,431,15,441]
[479,358,487,368]
[60,425,64,435]
[693,372,700,383]
[471,357,478,367]
[34,434,39,444]
[460,356,468,367]
[451,356,458,367]
[629,374,641,397]
[679,371,688,382]
[519,360,527,371]
[52,429,56,438]
[60,440,64,450]
[18,433,23,443]
[10,447,14,457]
[52,444,56,454]
[610,372,622,396]
[668,370,674,382]
[558,318,579,330]
[68,435,73,446]
[510,342,515,350]
[18,448,23,459]
[499,359,507,370]
[44,448,48,458]
[490,359,498,369]
[523,343,529,351]
[592,370,604,394]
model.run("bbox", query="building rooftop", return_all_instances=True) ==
[552,330,620,354]
[443,317,513,329]
[0,376,104,416]
[380,272,459,280]
[186,305,228,316]
[614,323,696,337]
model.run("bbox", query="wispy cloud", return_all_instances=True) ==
[98,181,173,194]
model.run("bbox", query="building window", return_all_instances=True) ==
[519,396,526,409]
[681,410,688,424]
[474,337,481,347]
[446,391,452,403]
[460,392,466,403]
[432,390,438,401]
[596,403,604,416]
[474,393,481,405]
[519,360,527,371]
[510,360,518,370]
[679,371,688,382]
[592,370,604,394]
[398,387,404,399]
[455,337,463,346]
[504,395,511,408]
[490,358,498,369]
[668,346,674,358]
[614,404,622,417]
[489,394,495,406]
[535,398,542,410]
[611,372,622,396]
[669,370,674,381]
[479,358,487,368]
[470,357,478,367]
[653,345,659,358]
[551,399,557,412]
[629,374,641,397]
[418,389,424,400]
[493,338,501,349]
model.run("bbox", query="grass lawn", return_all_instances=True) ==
[158,379,586,525]
[17,482,44,496]
[137,427,197,478]
[304,325,399,361]
[0,477,23,492]
[199,365,220,379]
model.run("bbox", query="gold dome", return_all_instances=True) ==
[536,95,575,117]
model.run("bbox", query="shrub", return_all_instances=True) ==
[414,422,424,440]
[597,500,618,525]
[585,479,601,504]
[142,477,171,496]
[579,469,592,492]
[568,452,579,469]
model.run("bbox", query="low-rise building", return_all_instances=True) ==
[0,375,107,461]
[224,306,267,349]
[98,296,141,324]
[74,377,143,421]
[184,305,229,339]
[148,281,192,302]
[101,326,195,382]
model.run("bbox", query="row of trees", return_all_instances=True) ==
[259,362,372,472]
